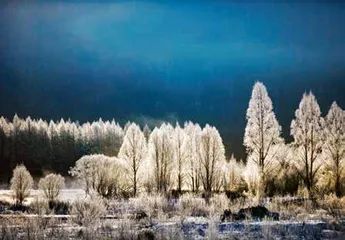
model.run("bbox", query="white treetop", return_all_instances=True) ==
[291,91,324,195]
[323,101,345,196]
[118,123,147,196]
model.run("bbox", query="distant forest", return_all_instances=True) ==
[0,116,125,181]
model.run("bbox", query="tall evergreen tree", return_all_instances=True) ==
[291,92,324,196]
[244,82,283,197]
[323,102,345,197]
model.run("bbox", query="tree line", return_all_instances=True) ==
[0,82,344,198]
[0,117,124,179]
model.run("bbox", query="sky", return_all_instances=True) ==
[0,1,345,159]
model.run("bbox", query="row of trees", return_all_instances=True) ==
[70,82,345,198]
[244,82,345,197]
[10,164,64,205]
[1,82,344,197]
[70,122,226,197]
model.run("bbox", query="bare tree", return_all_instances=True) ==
[10,164,33,205]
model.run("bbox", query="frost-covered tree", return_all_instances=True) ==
[291,92,324,196]
[199,124,225,193]
[273,144,300,195]
[118,123,147,196]
[69,154,126,198]
[143,124,151,142]
[10,164,33,205]
[244,82,283,197]
[39,173,65,202]
[243,159,260,196]
[184,122,202,192]
[173,123,188,192]
[323,102,345,197]
[0,115,126,180]
[148,124,174,193]
[102,120,124,156]
[222,155,245,192]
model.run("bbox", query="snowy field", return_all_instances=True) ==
[1,189,345,239]
[0,189,86,204]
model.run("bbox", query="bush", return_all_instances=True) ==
[39,173,65,203]
[10,165,33,205]
[71,193,106,227]
[31,197,50,215]
[179,193,209,217]
[318,194,345,220]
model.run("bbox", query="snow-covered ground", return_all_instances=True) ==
[152,218,331,239]
[0,189,86,204]
[1,189,344,239]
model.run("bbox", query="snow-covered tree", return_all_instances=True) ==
[323,102,345,197]
[291,92,324,196]
[199,124,225,193]
[143,124,151,142]
[184,122,202,192]
[243,159,260,196]
[173,123,188,192]
[69,154,126,198]
[10,164,33,205]
[118,123,147,196]
[148,124,175,193]
[39,173,65,202]
[222,155,245,192]
[244,82,283,197]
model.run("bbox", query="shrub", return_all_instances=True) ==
[10,165,33,205]
[179,193,209,217]
[31,197,50,215]
[71,193,106,227]
[209,194,230,214]
[318,194,345,220]
[49,200,70,215]
[39,173,65,203]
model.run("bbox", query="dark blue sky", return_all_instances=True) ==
[1,1,345,158]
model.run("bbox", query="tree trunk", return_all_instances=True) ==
[335,175,341,198]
